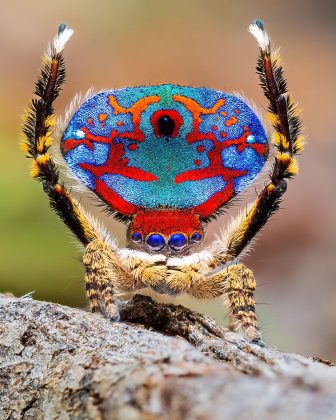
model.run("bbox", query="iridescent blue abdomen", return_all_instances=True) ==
[62,84,268,218]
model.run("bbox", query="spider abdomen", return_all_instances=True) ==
[61,84,268,221]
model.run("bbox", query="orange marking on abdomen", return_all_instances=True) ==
[108,94,160,142]
[99,113,108,123]
[173,95,225,115]
[117,121,124,126]
[108,95,160,115]
[225,116,238,127]
[221,111,227,117]
[87,118,94,126]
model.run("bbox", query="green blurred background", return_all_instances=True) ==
[1,0,335,359]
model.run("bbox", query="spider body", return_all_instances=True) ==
[22,20,304,343]
[62,85,268,254]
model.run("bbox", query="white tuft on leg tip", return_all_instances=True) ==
[248,21,270,51]
[53,24,74,54]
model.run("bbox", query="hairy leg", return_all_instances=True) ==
[188,263,262,342]
[83,240,148,320]
[84,242,174,318]
[83,240,119,320]
[21,26,144,318]
[221,264,261,342]
[118,249,168,292]
[20,24,100,247]
[164,251,216,295]
[212,20,304,265]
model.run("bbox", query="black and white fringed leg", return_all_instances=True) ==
[212,19,305,265]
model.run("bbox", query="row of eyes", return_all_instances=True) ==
[131,231,202,251]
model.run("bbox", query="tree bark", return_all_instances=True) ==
[0,293,335,419]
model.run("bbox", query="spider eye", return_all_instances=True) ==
[191,232,202,243]
[146,233,165,251]
[131,232,142,243]
[168,233,187,251]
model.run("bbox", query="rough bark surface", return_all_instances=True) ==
[0,293,335,420]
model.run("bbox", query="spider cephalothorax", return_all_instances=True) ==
[21,20,304,344]
[126,209,204,255]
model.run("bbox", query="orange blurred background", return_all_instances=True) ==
[0,0,335,360]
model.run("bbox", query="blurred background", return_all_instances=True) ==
[1,0,335,360]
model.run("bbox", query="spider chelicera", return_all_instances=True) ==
[21,20,304,344]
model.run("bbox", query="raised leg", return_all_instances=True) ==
[212,20,304,265]
[21,25,141,318]
[21,24,99,247]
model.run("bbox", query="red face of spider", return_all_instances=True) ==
[127,209,203,254]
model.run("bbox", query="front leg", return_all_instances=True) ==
[221,264,261,343]
[83,240,141,321]
[117,249,167,292]
[188,263,262,343]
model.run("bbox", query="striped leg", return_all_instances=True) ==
[84,240,122,320]
[21,24,98,247]
[213,20,304,264]
[222,264,260,342]
[187,263,261,342]
[20,25,139,317]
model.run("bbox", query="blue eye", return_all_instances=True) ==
[146,233,165,251]
[191,232,202,243]
[131,232,142,243]
[168,233,187,251]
